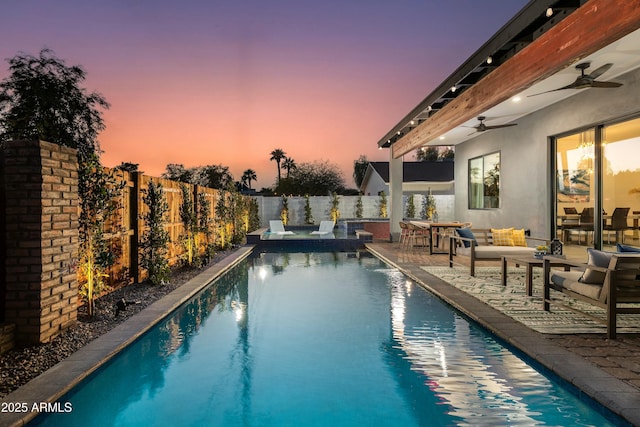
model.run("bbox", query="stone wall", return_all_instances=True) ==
[1,140,79,346]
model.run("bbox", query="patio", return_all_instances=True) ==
[365,241,640,425]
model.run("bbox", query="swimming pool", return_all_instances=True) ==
[32,251,620,426]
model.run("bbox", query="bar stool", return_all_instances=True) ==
[398,221,410,249]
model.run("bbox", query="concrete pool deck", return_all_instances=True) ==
[2,242,640,426]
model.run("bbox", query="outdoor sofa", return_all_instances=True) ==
[543,249,640,338]
[449,227,549,276]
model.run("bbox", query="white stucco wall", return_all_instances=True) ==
[254,194,454,227]
[454,66,640,238]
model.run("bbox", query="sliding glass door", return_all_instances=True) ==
[555,130,596,250]
[602,117,640,248]
[555,116,640,254]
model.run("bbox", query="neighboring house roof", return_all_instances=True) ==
[367,161,454,184]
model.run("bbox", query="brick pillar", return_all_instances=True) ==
[2,140,79,344]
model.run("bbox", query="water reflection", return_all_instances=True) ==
[384,272,587,426]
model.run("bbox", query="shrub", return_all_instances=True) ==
[329,192,340,222]
[406,194,416,218]
[140,180,170,285]
[378,191,388,218]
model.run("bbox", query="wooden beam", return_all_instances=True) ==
[392,0,640,158]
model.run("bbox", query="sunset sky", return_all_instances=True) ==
[1,0,528,189]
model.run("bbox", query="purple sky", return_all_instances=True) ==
[1,0,529,188]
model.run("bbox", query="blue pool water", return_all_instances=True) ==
[33,252,620,426]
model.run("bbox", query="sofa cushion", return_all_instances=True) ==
[579,248,613,284]
[491,228,514,246]
[617,243,640,253]
[512,228,527,247]
[551,269,602,300]
[467,245,535,259]
[455,227,476,248]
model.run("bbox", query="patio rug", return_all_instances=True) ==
[421,266,640,334]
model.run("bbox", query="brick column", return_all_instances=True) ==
[2,140,79,344]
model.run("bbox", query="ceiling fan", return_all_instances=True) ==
[528,62,623,97]
[465,116,517,135]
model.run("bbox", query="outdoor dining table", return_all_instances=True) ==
[410,221,464,255]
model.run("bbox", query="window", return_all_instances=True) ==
[469,152,500,209]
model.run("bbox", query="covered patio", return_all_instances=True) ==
[378,0,640,258]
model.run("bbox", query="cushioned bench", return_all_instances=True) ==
[449,228,548,276]
[543,250,640,338]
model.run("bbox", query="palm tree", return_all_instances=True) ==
[282,157,297,177]
[242,169,257,190]
[270,148,286,182]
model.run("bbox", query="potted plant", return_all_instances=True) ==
[534,245,549,259]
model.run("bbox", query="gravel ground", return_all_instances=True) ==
[0,250,235,399]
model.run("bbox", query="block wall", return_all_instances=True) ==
[1,140,79,345]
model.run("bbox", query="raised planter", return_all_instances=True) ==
[338,218,390,241]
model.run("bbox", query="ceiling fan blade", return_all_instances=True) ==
[527,84,576,97]
[590,81,623,88]
[485,123,517,130]
[588,63,613,80]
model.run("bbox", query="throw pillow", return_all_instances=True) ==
[579,248,614,284]
[491,228,514,246]
[617,243,640,253]
[455,227,476,248]
[512,228,527,247]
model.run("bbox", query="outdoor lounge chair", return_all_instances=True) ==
[269,220,294,234]
[543,250,640,338]
[311,220,335,235]
[449,227,548,276]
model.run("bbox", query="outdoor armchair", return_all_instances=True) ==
[543,250,640,338]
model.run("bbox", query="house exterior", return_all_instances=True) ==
[377,0,640,256]
[359,161,454,196]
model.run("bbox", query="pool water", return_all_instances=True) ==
[33,252,619,426]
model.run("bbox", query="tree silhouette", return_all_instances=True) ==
[282,157,297,177]
[0,48,109,159]
[242,169,257,189]
[353,155,369,189]
[115,162,141,173]
[270,148,286,182]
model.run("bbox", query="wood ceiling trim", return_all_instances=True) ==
[392,0,640,158]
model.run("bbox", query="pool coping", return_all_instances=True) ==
[0,245,254,427]
[366,243,640,426]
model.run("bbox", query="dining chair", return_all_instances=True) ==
[604,207,630,244]
[577,207,594,245]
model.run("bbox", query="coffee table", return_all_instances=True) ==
[501,255,567,296]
